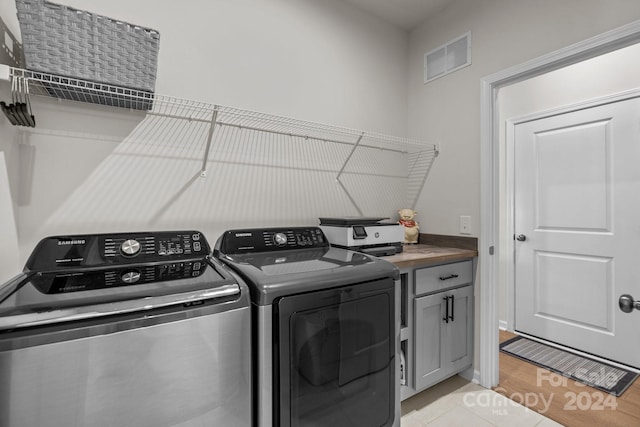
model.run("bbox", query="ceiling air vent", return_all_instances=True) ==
[424,32,471,83]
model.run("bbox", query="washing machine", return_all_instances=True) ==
[0,230,251,427]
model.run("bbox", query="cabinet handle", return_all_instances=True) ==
[439,274,459,281]
[441,295,455,323]
[442,296,449,323]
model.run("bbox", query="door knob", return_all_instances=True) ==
[619,294,640,313]
[516,234,527,241]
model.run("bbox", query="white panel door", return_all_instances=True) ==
[514,96,640,368]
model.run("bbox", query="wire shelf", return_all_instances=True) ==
[4,66,439,211]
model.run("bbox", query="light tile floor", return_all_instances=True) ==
[401,376,564,427]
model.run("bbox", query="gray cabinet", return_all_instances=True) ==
[414,284,473,390]
[400,259,474,400]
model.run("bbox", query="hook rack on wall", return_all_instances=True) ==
[0,65,439,211]
[0,72,35,127]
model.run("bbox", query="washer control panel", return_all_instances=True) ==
[216,227,328,255]
[102,232,205,261]
[25,231,210,271]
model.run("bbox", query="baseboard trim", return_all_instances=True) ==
[459,367,479,384]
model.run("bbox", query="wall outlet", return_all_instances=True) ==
[459,215,471,235]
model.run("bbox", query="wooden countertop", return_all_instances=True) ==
[382,244,477,269]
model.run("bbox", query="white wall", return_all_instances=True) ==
[498,43,640,327]
[0,0,410,268]
[45,0,409,135]
[0,152,20,283]
[408,0,640,238]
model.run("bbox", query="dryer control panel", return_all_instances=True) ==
[215,227,329,255]
[25,231,210,271]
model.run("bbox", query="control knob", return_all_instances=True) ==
[120,239,141,257]
[273,232,288,246]
[121,270,141,284]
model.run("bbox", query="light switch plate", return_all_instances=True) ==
[460,215,471,234]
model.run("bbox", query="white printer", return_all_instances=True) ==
[319,217,404,256]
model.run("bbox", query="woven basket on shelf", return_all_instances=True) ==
[15,0,160,107]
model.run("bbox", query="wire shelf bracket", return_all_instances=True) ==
[200,105,219,178]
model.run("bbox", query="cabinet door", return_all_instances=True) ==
[414,293,448,390]
[445,285,473,374]
[414,286,473,392]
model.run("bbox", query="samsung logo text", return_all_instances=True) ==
[58,239,86,246]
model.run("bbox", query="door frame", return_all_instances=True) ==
[479,19,640,388]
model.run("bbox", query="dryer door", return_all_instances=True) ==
[276,277,395,427]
